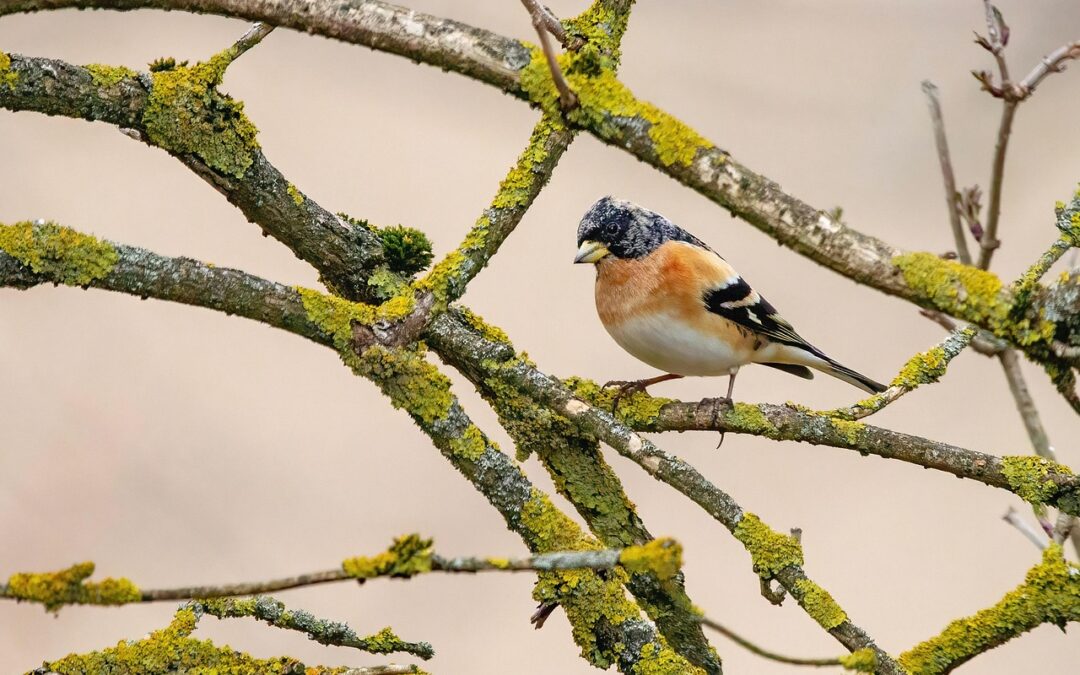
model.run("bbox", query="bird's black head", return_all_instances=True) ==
[574,197,706,264]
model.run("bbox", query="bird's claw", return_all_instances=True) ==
[601,379,651,413]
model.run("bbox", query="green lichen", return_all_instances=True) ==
[351,344,455,426]
[286,182,304,206]
[894,252,1055,348]
[631,640,703,675]
[148,56,187,72]
[619,538,682,582]
[794,578,847,630]
[457,306,511,344]
[447,424,487,461]
[377,225,434,277]
[898,544,1080,675]
[6,562,140,612]
[726,403,777,435]
[361,626,416,655]
[296,287,415,350]
[143,49,259,178]
[342,534,434,580]
[839,648,877,672]
[892,345,948,388]
[734,513,803,578]
[42,605,314,674]
[519,47,713,168]
[485,557,512,570]
[0,221,119,286]
[84,63,138,88]
[1001,455,1073,505]
[562,376,672,428]
[831,419,865,445]
[0,50,17,90]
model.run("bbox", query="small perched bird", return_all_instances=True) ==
[574,197,886,405]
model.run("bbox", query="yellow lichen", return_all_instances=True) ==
[839,648,877,672]
[6,562,140,612]
[0,50,17,90]
[84,63,138,88]
[831,419,865,445]
[143,49,259,178]
[562,376,672,428]
[457,306,511,344]
[898,544,1080,675]
[794,578,847,630]
[342,534,434,580]
[726,402,777,436]
[350,344,455,426]
[296,287,415,350]
[1001,455,1073,505]
[619,538,683,582]
[0,221,118,286]
[734,513,803,578]
[286,182,304,205]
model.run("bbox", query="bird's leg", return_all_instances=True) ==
[602,373,683,413]
[716,369,739,448]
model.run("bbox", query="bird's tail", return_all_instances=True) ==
[813,355,887,394]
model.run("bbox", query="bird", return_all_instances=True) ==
[574,197,886,409]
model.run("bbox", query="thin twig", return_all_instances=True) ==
[700,616,842,667]
[1002,507,1049,550]
[977,100,1014,268]
[922,80,971,264]
[220,22,275,67]
[520,0,577,109]
[519,0,578,48]
[919,310,1005,356]
[1018,41,1080,95]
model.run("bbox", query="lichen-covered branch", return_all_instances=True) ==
[190,596,433,659]
[898,544,1080,674]
[31,601,428,675]
[425,310,902,672]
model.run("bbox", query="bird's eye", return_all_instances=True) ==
[604,223,619,236]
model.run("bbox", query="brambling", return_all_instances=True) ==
[575,197,886,406]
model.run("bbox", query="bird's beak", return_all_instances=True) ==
[574,240,610,264]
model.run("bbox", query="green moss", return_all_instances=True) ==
[619,538,682,582]
[342,534,434,580]
[632,640,703,675]
[143,49,259,178]
[1001,455,1073,505]
[447,424,488,461]
[562,376,672,428]
[148,57,187,72]
[0,221,119,286]
[894,252,1055,348]
[893,346,948,388]
[296,287,415,350]
[377,225,434,277]
[898,544,1080,675]
[0,51,17,90]
[42,606,310,674]
[734,513,803,578]
[519,47,713,168]
[839,648,877,672]
[286,182,304,206]
[726,403,776,435]
[457,306,511,344]
[794,579,847,630]
[84,63,138,88]
[6,562,140,612]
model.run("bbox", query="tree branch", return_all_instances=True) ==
[921,80,971,264]
[700,617,844,668]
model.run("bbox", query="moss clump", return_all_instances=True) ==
[296,287,415,350]
[377,225,434,277]
[342,534,434,580]
[84,64,138,88]
[0,221,119,286]
[794,578,847,630]
[285,182,304,206]
[898,544,1080,675]
[619,538,682,582]
[894,252,1055,348]
[42,605,310,674]
[143,49,259,178]
[6,562,140,612]
[519,48,713,168]
[148,57,187,72]
[734,513,803,578]
[1001,455,1073,505]
[839,648,877,672]
[0,51,17,90]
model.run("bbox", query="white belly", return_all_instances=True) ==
[605,312,754,376]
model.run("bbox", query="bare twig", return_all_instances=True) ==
[1018,40,1080,95]
[1002,507,1049,550]
[520,0,578,48]
[700,616,842,667]
[922,80,971,264]
[220,22,275,66]
[521,0,576,109]
[919,310,1005,356]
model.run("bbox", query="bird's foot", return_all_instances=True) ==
[601,379,652,413]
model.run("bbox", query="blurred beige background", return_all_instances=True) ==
[3,1,1080,672]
